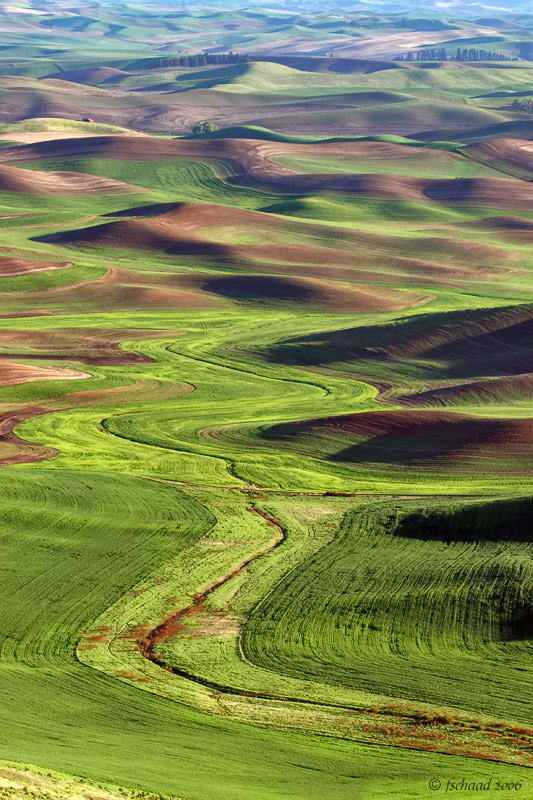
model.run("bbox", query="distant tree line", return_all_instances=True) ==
[138,53,249,70]
[511,97,533,113]
[395,48,518,62]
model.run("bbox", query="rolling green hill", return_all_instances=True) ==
[2,3,533,799]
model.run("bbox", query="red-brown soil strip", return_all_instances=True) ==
[465,138,533,177]
[277,410,533,470]
[97,267,432,313]
[0,327,185,365]
[0,405,57,466]
[0,278,224,314]
[0,256,73,276]
[0,358,89,386]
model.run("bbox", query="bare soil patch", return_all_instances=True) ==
[0,255,72,276]
[0,163,142,196]
[0,327,184,365]
[0,358,89,386]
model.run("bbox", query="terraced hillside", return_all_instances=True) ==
[2,4,533,800]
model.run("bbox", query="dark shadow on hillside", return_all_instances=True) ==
[413,118,533,142]
[395,497,533,544]
[256,303,533,379]
[396,498,533,642]
[34,223,236,261]
[255,55,406,74]
[103,202,186,217]
[202,274,316,302]
[329,416,495,467]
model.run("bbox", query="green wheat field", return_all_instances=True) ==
[1,2,533,798]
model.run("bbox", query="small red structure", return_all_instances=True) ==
[82,117,94,123]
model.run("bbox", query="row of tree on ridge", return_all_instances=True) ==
[395,48,518,62]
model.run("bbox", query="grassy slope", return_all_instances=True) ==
[4,469,527,800]
[244,500,533,722]
[274,151,501,178]
[0,118,132,134]
[0,468,358,800]
[199,61,533,94]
